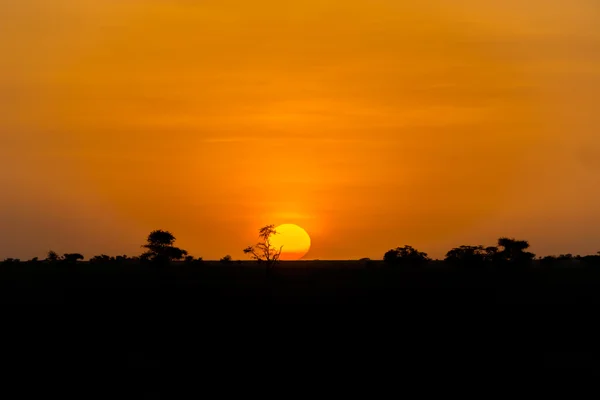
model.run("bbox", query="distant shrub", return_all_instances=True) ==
[383,245,430,267]
[444,246,488,268]
[63,253,84,264]
[46,250,61,263]
[184,256,204,266]
[220,255,233,264]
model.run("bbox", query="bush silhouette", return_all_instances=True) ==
[383,245,430,267]
[185,256,204,266]
[46,250,61,263]
[90,255,112,264]
[445,246,487,268]
[63,253,84,264]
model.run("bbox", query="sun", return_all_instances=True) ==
[270,224,311,261]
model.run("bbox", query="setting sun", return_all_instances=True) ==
[1,0,599,374]
[270,224,312,261]
[1,0,599,261]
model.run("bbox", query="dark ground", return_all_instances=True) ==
[1,260,598,394]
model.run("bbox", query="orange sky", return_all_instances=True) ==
[1,0,599,260]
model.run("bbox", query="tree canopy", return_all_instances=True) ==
[383,245,430,267]
[141,230,188,264]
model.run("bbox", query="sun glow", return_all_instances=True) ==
[270,224,312,261]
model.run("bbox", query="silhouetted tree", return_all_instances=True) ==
[540,255,559,268]
[383,245,430,267]
[541,254,584,268]
[141,230,188,265]
[114,255,130,264]
[496,237,535,267]
[63,253,84,264]
[220,255,233,264]
[46,250,61,263]
[483,246,499,263]
[244,225,282,269]
[445,245,487,268]
[580,253,600,268]
[184,255,204,266]
[90,255,112,264]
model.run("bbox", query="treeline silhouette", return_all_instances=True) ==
[1,228,600,307]
[2,228,600,386]
[2,229,599,269]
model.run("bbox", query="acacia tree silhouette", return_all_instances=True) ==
[496,237,535,266]
[244,225,282,269]
[141,230,188,265]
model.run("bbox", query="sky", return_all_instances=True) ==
[1,0,599,260]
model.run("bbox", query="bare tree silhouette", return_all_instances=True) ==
[244,225,282,269]
[141,230,188,265]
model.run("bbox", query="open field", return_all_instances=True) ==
[2,260,599,391]
[2,259,600,305]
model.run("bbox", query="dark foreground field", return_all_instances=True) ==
[1,261,599,393]
[3,260,600,305]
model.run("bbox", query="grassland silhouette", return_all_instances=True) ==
[2,226,599,303]
[2,225,600,387]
